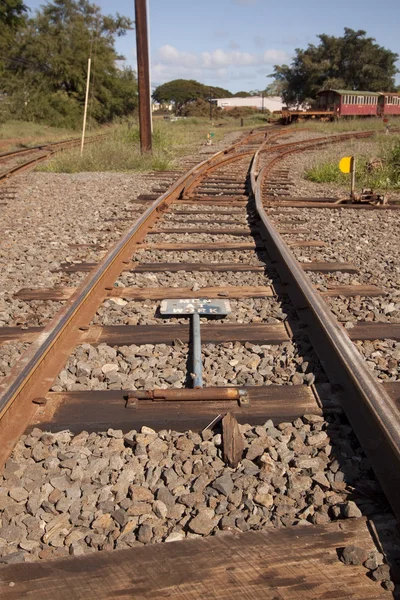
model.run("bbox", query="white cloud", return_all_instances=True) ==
[156,45,288,71]
[151,44,290,89]
[263,49,288,62]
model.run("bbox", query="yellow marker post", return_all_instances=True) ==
[339,156,356,198]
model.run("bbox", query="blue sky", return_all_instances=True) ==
[26,0,400,92]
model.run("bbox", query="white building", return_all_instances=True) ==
[213,96,283,112]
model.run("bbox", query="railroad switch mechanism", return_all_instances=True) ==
[339,189,387,205]
[125,387,248,404]
[337,156,387,205]
[160,298,231,388]
[125,296,251,408]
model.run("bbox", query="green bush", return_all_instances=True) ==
[305,137,400,190]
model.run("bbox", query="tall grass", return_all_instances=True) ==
[294,116,400,134]
[38,117,264,173]
[0,120,80,148]
[305,137,400,190]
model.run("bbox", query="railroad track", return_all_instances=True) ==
[0,126,399,598]
[0,133,109,182]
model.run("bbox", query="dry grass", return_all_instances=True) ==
[305,134,400,190]
[0,120,82,151]
[38,116,268,173]
[293,116,400,134]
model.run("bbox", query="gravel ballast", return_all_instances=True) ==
[92,297,289,326]
[116,270,271,289]
[0,414,387,565]
[50,339,325,392]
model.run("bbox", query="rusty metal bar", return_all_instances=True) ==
[251,141,400,520]
[127,388,246,402]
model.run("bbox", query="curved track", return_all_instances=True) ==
[0,134,108,181]
[0,126,398,597]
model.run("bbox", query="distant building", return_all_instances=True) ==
[152,101,173,112]
[213,96,283,112]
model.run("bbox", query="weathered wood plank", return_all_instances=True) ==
[106,286,274,300]
[177,197,248,204]
[14,287,74,301]
[287,240,326,247]
[14,285,274,302]
[82,323,289,346]
[347,322,400,341]
[222,412,244,468]
[0,327,43,343]
[149,228,252,236]
[170,209,245,215]
[36,385,320,433]
[0,518,389,599]
[131,262,266,273]
[137,242,260,251]
[320,285,385,298]
[162,219,247,225]
[301,262,358,273]
[53,262,97,273]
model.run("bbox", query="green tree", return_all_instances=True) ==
[2,0,137,127]
[152,79,231,114]
[270,28,399,106]
[0,0,28,72]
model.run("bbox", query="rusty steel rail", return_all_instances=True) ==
[250,137,400,520]
[0,128,271,468]
[0,133,109,182]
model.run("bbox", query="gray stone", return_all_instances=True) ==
[137,523,153,544]
[364,552,384,571]
[0,525,21,542]
[9,488,29,502]
[370,564,391,582]
[165,531,185,543]
[342,501,362,518]
[212,473,234,497]
[340,546,369,566]
[189,509,217,535]
[112,509,129,527]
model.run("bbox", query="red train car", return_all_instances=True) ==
[378,93,400,116]
[316,90,379,116]
[282,89,400,123]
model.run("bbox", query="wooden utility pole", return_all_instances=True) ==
[80,58,91,155]
[135,0,152,152]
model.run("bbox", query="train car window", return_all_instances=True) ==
[357,96,363,104]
